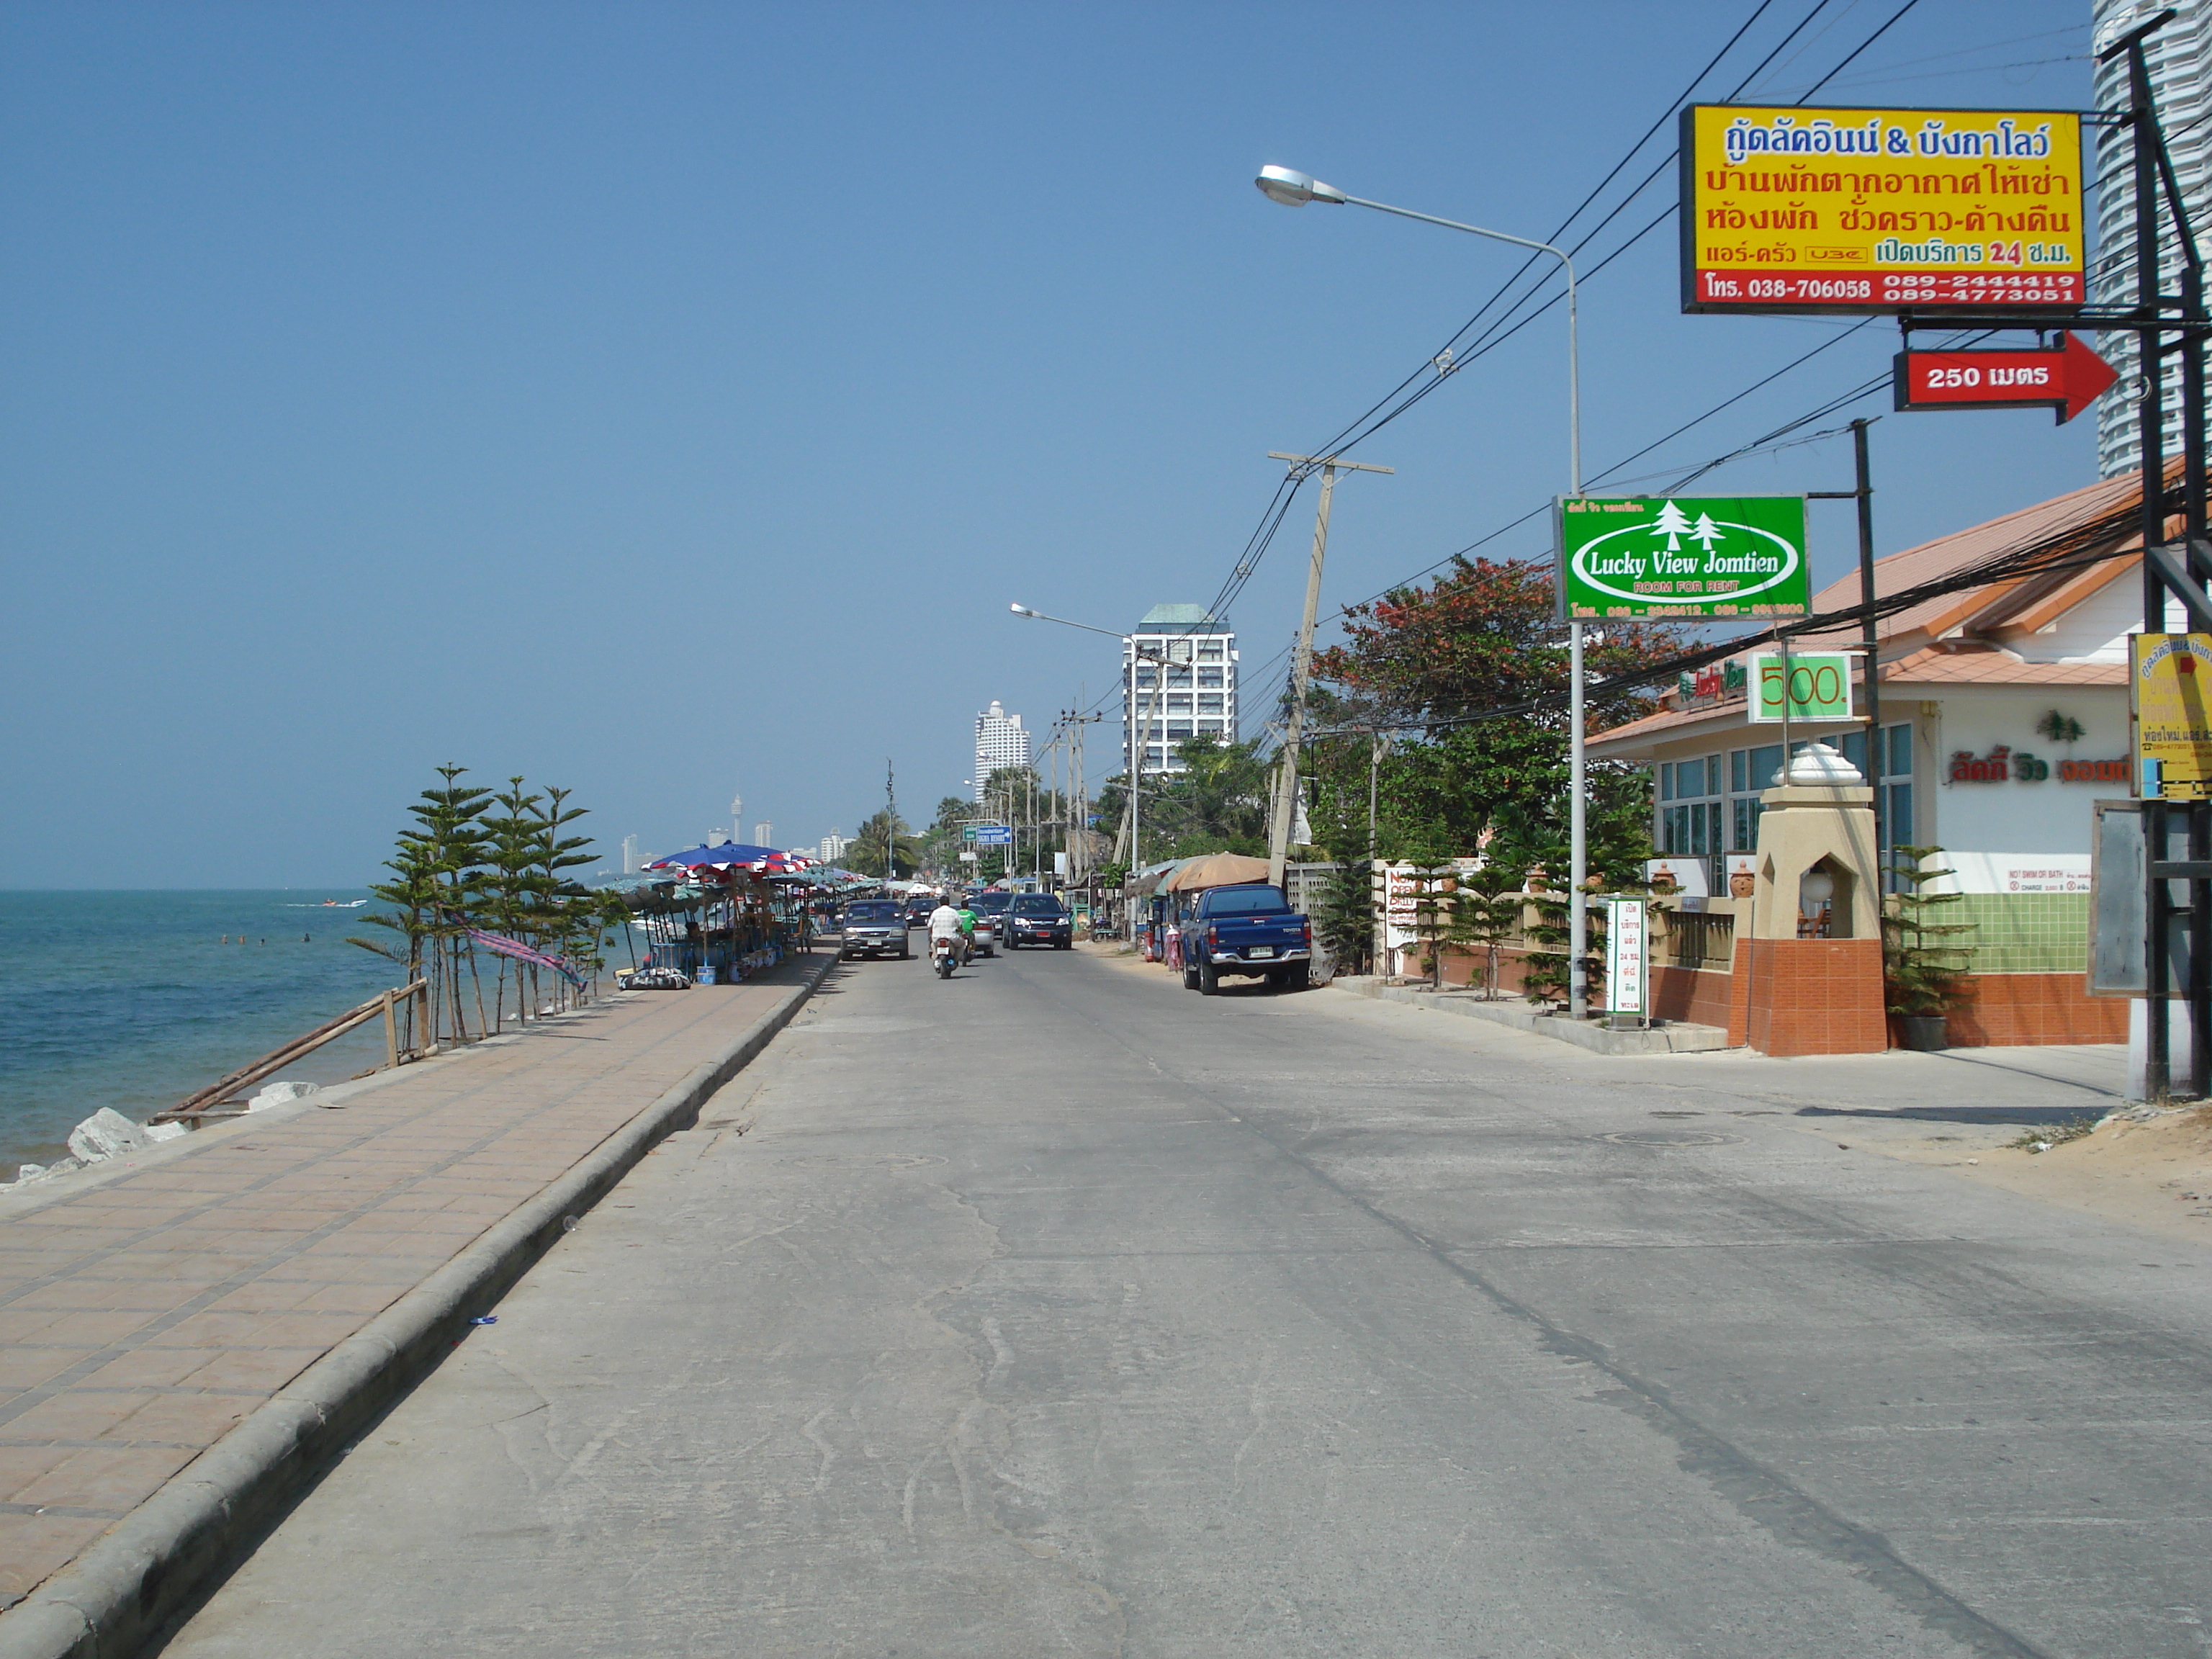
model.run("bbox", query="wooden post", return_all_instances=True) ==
[382,988,399,1071]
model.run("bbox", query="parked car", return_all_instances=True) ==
[839,898,910,961]
[963,890,1011,957]
[1004,893,1073,950]
[1178,884,1312,994]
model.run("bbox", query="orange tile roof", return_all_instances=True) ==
[1881,647,2126,685]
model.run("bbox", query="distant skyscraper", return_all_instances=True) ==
[818,830,850,863]
[2095,0,2212,479]
[974,701,1031,799]
[1123,605,1237,778]
[621,835,641,875]
[752,822,773,848]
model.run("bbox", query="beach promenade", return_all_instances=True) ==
[0,950,833,1657]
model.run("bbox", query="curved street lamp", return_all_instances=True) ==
[1254,164,1592,1019]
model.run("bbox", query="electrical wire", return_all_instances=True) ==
[1316,478,2188,740]
[1202,0,1928,624]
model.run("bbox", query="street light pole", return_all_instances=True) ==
[1256,165,1587,1013]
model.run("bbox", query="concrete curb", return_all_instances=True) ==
[1332,979,1732,1055]
[0,952,839,1659]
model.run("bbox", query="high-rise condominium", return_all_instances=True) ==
[1124,606,1237,778]
[974,701,1030,799]
[2094,0,2212,479]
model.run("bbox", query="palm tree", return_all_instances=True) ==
[846,809,922,880]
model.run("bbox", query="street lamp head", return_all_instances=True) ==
[1256,165,1346,207]
[1010,603,1035,617]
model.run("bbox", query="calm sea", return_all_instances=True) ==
[0,891,408,1175]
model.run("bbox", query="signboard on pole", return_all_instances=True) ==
[1892,333,2116,423]
[1679,104,2086,315]
[1557,495,1809,619]
[1748,652,1856,723]
[1604,897,1648,1020]
[971,824,1013,846]
[2131,634,2212,801]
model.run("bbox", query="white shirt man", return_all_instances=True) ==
[927,902,965,942]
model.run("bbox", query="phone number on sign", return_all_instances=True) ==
[1697,272,2083,305]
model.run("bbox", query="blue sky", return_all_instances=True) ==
[0,1,2101,886]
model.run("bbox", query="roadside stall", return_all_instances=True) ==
[1160,853,1274,970]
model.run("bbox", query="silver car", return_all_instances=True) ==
[839,899,911,961]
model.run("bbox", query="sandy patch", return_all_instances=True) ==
[1862,1105,2212,1246]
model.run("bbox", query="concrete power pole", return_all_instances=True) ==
[1266,451,1392,890]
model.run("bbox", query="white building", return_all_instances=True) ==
[1123,605,1238,778]
[1590,469,2183,1048]
[2095,0,2212,478]
[974,701,1031,798]
[752,822,773,848]
[620,835,642,875]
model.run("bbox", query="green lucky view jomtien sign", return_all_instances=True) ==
[1556,495,1810,619]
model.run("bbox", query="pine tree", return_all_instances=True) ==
[1445,860,1525,999]
[1883,845,1977,1019]
[1310,858,1375,976]
[1689,511,1723,552]
[1650,500,1693,552]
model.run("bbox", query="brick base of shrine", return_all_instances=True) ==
[1728,937,1888,1056]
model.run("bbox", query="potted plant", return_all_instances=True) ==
[1883,844,1977,1049]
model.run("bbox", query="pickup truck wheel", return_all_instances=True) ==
[1264,967,1290,990]
[1197,957,1220,996]
[1182,961,1199,990]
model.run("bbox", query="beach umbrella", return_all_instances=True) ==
[644,841,784,871]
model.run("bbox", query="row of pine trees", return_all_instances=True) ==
[349,765,622,1054]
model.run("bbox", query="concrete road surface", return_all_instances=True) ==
[162,948,2212,1658]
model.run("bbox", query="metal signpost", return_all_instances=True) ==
[1557,495,1811,619]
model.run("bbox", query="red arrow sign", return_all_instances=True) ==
[1893,333,2119,424]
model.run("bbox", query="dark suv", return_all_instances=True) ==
[904,896,936,928]
[1004,893,1072,950]
[839,899,910,961]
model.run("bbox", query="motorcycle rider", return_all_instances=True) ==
[927,896,968,968]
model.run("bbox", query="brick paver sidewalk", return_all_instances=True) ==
[0,965,816,1607]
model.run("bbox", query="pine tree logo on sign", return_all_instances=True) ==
[1556,495,1810,619]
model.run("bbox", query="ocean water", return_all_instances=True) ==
[0,891,408,1174]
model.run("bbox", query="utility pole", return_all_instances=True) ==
[1125,643,1170,917]
[884,758,896,887]
[1068,708,1099,885]
[1264,451,1392,890]
[1808,415,1884,879]
[1368,727,1388,974]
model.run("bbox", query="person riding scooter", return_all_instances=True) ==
[927,898,968,972]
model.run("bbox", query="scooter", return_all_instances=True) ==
[932,933,961,979]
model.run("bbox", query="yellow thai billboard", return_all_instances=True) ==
[1680,105,2085,315]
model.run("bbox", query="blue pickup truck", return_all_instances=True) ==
[1178,883,1313,994]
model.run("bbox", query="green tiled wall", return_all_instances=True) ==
[1943,893,2088,974]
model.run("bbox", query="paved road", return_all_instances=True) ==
[163,945,2212,1658]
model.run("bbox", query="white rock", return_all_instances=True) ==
[9,1156,83,1189]
[248,1080,320,1112]
[143,1122,188,1143]
[68,1108,149,1164]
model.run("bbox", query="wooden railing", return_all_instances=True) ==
[153,981,429,1124]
